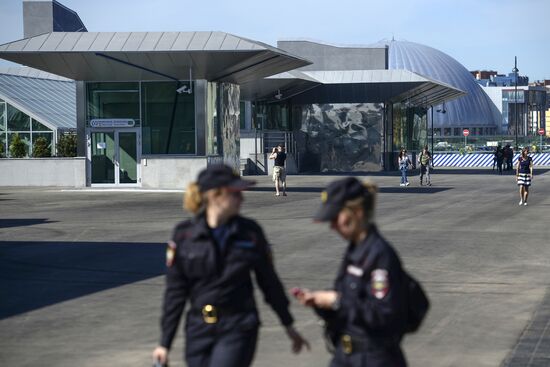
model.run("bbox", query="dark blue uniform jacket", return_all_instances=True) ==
[160,214,293,349]
[317,225,408,366]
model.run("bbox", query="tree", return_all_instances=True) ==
[32,136,51,157]
[9,133,27,158]
[57,134,77,157]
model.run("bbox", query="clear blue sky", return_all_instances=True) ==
[0,0,548,81]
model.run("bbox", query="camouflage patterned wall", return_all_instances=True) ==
[219,83,240,171]
[294,103,383,172]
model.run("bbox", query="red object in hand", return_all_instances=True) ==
[291,287,304,297]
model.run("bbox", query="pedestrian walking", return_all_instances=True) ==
[417,145,432,186]
[269,144,287,196]
[152,164,309,367]
[292,177,428,367]
[516,147,534,206]
[398,148,411,186]
[496,145,504,175]
[505,144,514,171]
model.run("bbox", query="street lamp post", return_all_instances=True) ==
[513,56,519,149]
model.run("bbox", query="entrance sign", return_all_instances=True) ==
[90,119,135,128]
[539,128,545,136]
[462,129,470,137]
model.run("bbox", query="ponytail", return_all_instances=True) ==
[184,182,203,214]
[362,181,377,223]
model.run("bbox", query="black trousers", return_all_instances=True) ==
[185,328,258,367]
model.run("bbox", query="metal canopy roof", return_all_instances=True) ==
[0,69,76,130]
[0,32,311,83]
[241,69,465,106]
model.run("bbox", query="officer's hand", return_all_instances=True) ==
[152,346,168,365]
[310,290,339,309]
[285,325,311,354]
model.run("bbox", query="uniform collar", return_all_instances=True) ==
[347,224,379,264]
[190,213,241,240]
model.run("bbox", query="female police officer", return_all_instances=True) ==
[293,177,408,367]
[153,164,309,367]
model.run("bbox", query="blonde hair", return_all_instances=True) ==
[184,182,203,214]
[183,183,225,214]
[343,180,378,226]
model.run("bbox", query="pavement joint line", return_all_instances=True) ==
[60,189,183,193]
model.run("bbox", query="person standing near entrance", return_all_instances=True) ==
[269,144,287,196]
[417,145,432,186]
[516,147,533,206]
[152,164,309,367]
[398,148,411,187]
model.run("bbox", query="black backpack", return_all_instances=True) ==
[402,270,430,333]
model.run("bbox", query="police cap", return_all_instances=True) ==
[314,177,369,222]
[197,164,255,192]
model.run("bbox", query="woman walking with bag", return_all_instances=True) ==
[516,147,534,205]
[292,177,426,367]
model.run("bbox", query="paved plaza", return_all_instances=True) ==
[1,168,550,367]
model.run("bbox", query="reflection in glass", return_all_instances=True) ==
[0,102,5,131]
[141,81,195,155]
[118,132,137,184]
[87,82,140,121]
[206,82,218,156]
[7,105,30,131]
[91,132,115,184]
[32,119,52,132]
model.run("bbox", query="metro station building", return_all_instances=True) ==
[0,1,465,188]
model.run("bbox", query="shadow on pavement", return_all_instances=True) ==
[0,241,165,319]
[0,218,57,228]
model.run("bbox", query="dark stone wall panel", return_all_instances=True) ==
[295,103,383,172]
[219,83,240,171]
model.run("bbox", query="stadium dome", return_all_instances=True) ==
[377,40,501,133]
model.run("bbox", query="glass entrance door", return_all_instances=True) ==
[89,128,140,186]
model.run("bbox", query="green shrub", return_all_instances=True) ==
[0,141,5,158]
[32,136,51,157]
[9,133,27,158]
[57,134,77,157]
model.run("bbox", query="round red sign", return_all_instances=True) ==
[463,129,470,137]
[538,128,545,136]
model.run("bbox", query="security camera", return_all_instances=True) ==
[176,85,191,94]
[274,89,282,100]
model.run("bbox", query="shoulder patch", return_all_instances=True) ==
[166,240,176,267]
[371,269,390,299]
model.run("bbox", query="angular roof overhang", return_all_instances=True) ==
[0,32,311,83]
[241,69,466,106]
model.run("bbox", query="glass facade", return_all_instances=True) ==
[87,81,195,155]
[87,82,140,122]
[206,82,219,156]
[392,103,427,152]
[253,102,291,131]
[0,99,54,157]
[141,81,195,155]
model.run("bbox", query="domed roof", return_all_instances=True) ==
[380,40,501,129]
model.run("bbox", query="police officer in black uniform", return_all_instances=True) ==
[152,164,309,367]
[293,177,409,367]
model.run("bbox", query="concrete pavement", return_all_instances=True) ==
[1,168,549,366]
